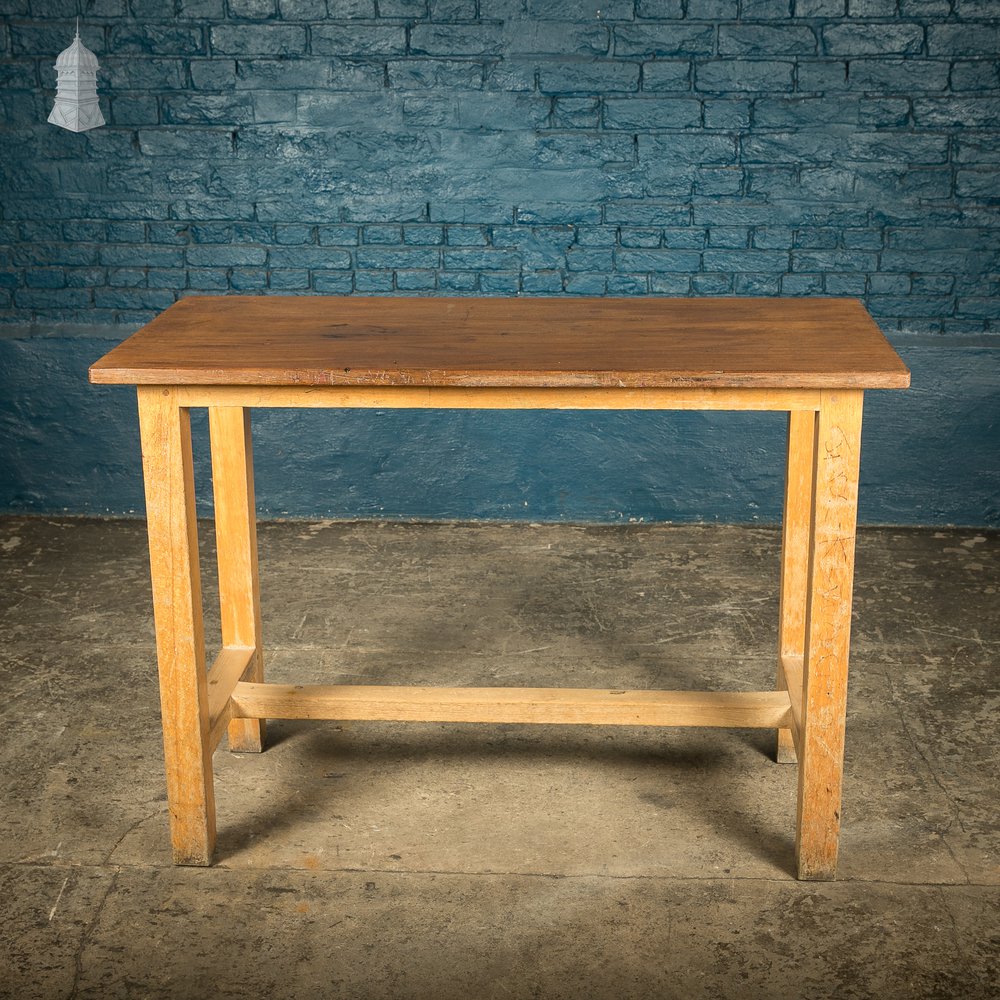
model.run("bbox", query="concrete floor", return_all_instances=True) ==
[1,516,997,999]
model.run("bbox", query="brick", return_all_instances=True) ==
[138,129,234,158]
[268,269,310,289]
[442,248,520,270]
[692,273,734,293]
[735,273,781,294]
[99,246,182,267]
[186,246,267,267]
[564,273,607,294]
[796,60,849,92]
[955,170,1000,200]
[229,0,277,15]
[393,269,437,290]
[403,225,446,245]
[357,247,441,269]
[859,98,909,128]
[703,249,789,271]
[110,24,206,55]
[162,94,255,125]
[254,92,296,123]
[619,228,662,248]
[753,97,859,127]
[642,134,738,171]
[479,272,520,294]
[740,0,792,17]
[234,59,332,90]
[439,271,479,291]
[792,250,877,271]
[663,227,706,248]
[575,227,618,246]
[604,97,701,129]
[268,247,352,268]
[107,222,145,243]
[913,98,1000,128]
[111,95,159,126]
[552,97,600,128]
[606,202,691,225]
[147,268,189,289]
[950,60,1000,92]
[388,59,484,89]
[313,25,406,56]
[24,268,66,289]
[614,25,714,57]
[229,269,268,290]
[823,23,924,56]
[649,274,690,292]
[275,224,314,245]
[297,93,400,127]
[108,268,146,288]
[410,24,505,56]
[642,61,692,92]
[279,0,328,15]
[565,247,614,270]
[185,270,230,290]
[527,0,632,16]
[686,0,738,16]
[520,272,563,293]
[869,274,909,293]
[318,226,360,246]
[210,24,306,56]
[363,225,404,245]
[719,25,817,57]
[178,0,226,13]
[709,227,749,249]
[703,100,751,129]
[102,58,186,91]
[781,273,823,294]
[312,271,354,293]
[794,0,845,14]
[538,61,640,94]
[696,61,795,93]
[380,0,428,14]
[614,248,701,271]
[504,21,609,55]
[848,0,896,13]
[431,0,477,16]
[608,273,650,293]
[635,0,684,16]
[928,24,1000,57]
[848,59,949,92]
[354,270,394,291]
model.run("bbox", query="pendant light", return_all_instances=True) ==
[48,19,105,133]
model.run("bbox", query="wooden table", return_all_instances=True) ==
[90,295,909,879]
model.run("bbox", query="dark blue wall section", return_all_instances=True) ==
[1,332,997,525]
[1,2,998,523]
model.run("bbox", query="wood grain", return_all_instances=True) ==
[795,389,864,881]
[230,683,794,729]
[90,296,910,390]
[136,386,216,867]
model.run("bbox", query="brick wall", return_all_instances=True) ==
[1,2,999,523]
[2,0,998,332]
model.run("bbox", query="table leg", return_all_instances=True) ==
[209,406,266,753]
[137,387,216,866]
[795,389,864,880]
[776,410,816,764]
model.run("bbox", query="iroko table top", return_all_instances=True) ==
[89,296,910,391]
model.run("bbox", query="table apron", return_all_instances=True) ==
[163,385,824,412]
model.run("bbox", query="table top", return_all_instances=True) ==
[89,296,910,390]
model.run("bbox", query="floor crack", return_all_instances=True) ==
[67,867,119,1000]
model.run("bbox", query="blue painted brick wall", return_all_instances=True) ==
[1,1,999,523]
[1,1,997,330]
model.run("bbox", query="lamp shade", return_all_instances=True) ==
[48,22,104,133]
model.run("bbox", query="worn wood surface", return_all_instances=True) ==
[136,386,216,867]
[795,389,864,881]
[230,683,793,729]
[90,296,910,390]
[209,406,265,753]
